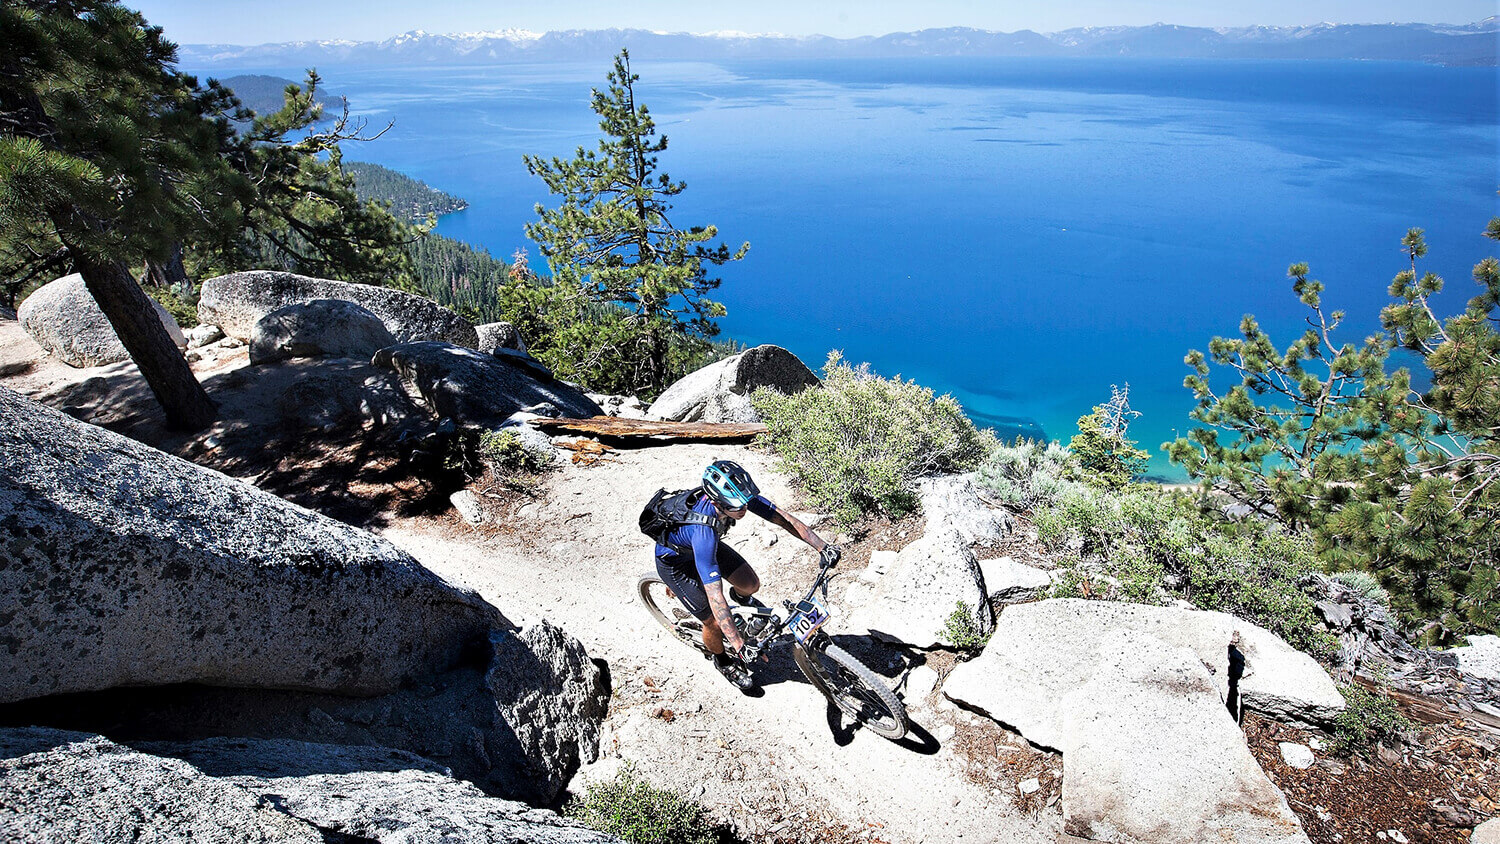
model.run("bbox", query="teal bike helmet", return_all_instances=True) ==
[702,460,759,510]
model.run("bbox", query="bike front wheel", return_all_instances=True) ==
[637,574,706,653]
[794,642,909,740]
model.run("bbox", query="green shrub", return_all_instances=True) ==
[942,600,992,653]
[751,352,995,524]
[144,283,197,328]
[479,429,551,475]
[1331,683,1413,757]
[976,439,1085,509]
[567,766,720,844]
[1069,408,1149,490]
[1040,485,1338,661]
[1330,570,1391,609]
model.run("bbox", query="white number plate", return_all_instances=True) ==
[787,596,831,644]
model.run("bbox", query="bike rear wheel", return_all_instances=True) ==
[794,642,909,740]
[637,574,707,653]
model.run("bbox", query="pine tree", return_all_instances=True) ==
[1,0,231,429]
[1168,220,1500,639]
[523,49,747,397]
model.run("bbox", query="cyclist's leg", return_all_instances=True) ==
[655,554,728,653]
[717,543,760,601]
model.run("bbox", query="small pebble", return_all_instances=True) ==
[1019,778,1040,795]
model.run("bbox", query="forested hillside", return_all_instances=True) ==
[345,161,469,222]
[219,74,335,119]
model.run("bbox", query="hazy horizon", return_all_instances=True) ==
[128,0,1497,47]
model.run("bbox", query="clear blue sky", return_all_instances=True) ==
[126,0,1497,45]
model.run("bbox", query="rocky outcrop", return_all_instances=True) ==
[0,386,497,702]
[248,299,396,365]
[1304,574,1500,709]
[648,344,818,423]
[0,728,323,843]
[1060,631,1310,844]
[373,341,601,428]
[198,270,478,347]
[476,321,527,354]
[917,473,1014,548]
[589,393,650,419]
[0,388,607,802]
[1455,636,1500,681]
[186,323,225,348]
[0,729,622,844]
[17,273,185,367]
[847,528,993,649]
[943,599,1344,747]
[978,556,1053,604]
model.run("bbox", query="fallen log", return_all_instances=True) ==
[531,416,767,443]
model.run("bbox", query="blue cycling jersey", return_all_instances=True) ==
[657,493,777,585]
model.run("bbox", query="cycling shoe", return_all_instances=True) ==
[712,653,758,693]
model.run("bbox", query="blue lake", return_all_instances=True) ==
[195,57,1500,478]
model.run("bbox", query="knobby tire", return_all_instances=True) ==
[794,642,909,740]
[637,573,706,653]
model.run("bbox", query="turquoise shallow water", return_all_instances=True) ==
[196,57,1500,479]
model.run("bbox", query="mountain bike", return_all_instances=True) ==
[637,547,909,740]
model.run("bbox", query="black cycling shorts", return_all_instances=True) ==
[655,542,748,621]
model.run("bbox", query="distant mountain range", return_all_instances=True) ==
[180,20,1498,68]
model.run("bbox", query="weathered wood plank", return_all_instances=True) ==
[532,416,768,441]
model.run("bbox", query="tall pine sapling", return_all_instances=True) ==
[523,49,747,397]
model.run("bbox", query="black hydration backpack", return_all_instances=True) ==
[639,488,727,551]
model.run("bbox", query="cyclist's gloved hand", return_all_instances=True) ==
[820,545,842,568]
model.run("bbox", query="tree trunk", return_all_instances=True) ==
[144,242,190,298]
[73,249,217,431]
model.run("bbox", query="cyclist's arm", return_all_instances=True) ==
[753,495,830,552]
[704,581,744,654]
[689,524,746,653]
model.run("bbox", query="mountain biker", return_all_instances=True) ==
[655,459,836,692]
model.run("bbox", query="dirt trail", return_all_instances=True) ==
[379,444,1061,844]
[1,316,1059,842]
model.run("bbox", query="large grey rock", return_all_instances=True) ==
[944,599,1344,748]
[0,728,323,843]
[249,299,396,365]
[648,344,818,423]
[198,270,477,347]
[1060,631,1310,844]
[978,556,1053,603]
[476,321,527,354]
[0,388,606,803]
[1453,635,1500,680]
[374,341,602,427]
[846,528,993,649]
[918,473,1015,548]
[17,273,186,367]
[0,386,497,703]
[150,737,623,844]
[1475,818,1500,844]
[0,729,621,844]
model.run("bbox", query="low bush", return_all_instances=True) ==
[752,352,995,524]
[1330,570,1391,609]
[144,283,197,328]
[567,766,721,844]
[942,600,992,653]
[976,439,1085,509]
[1042,485,1338,660]
[478,429,551,475]
[1331,683,1413,757]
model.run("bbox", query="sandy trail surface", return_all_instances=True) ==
[2,315,1060,842]
[380,443,1061,844]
